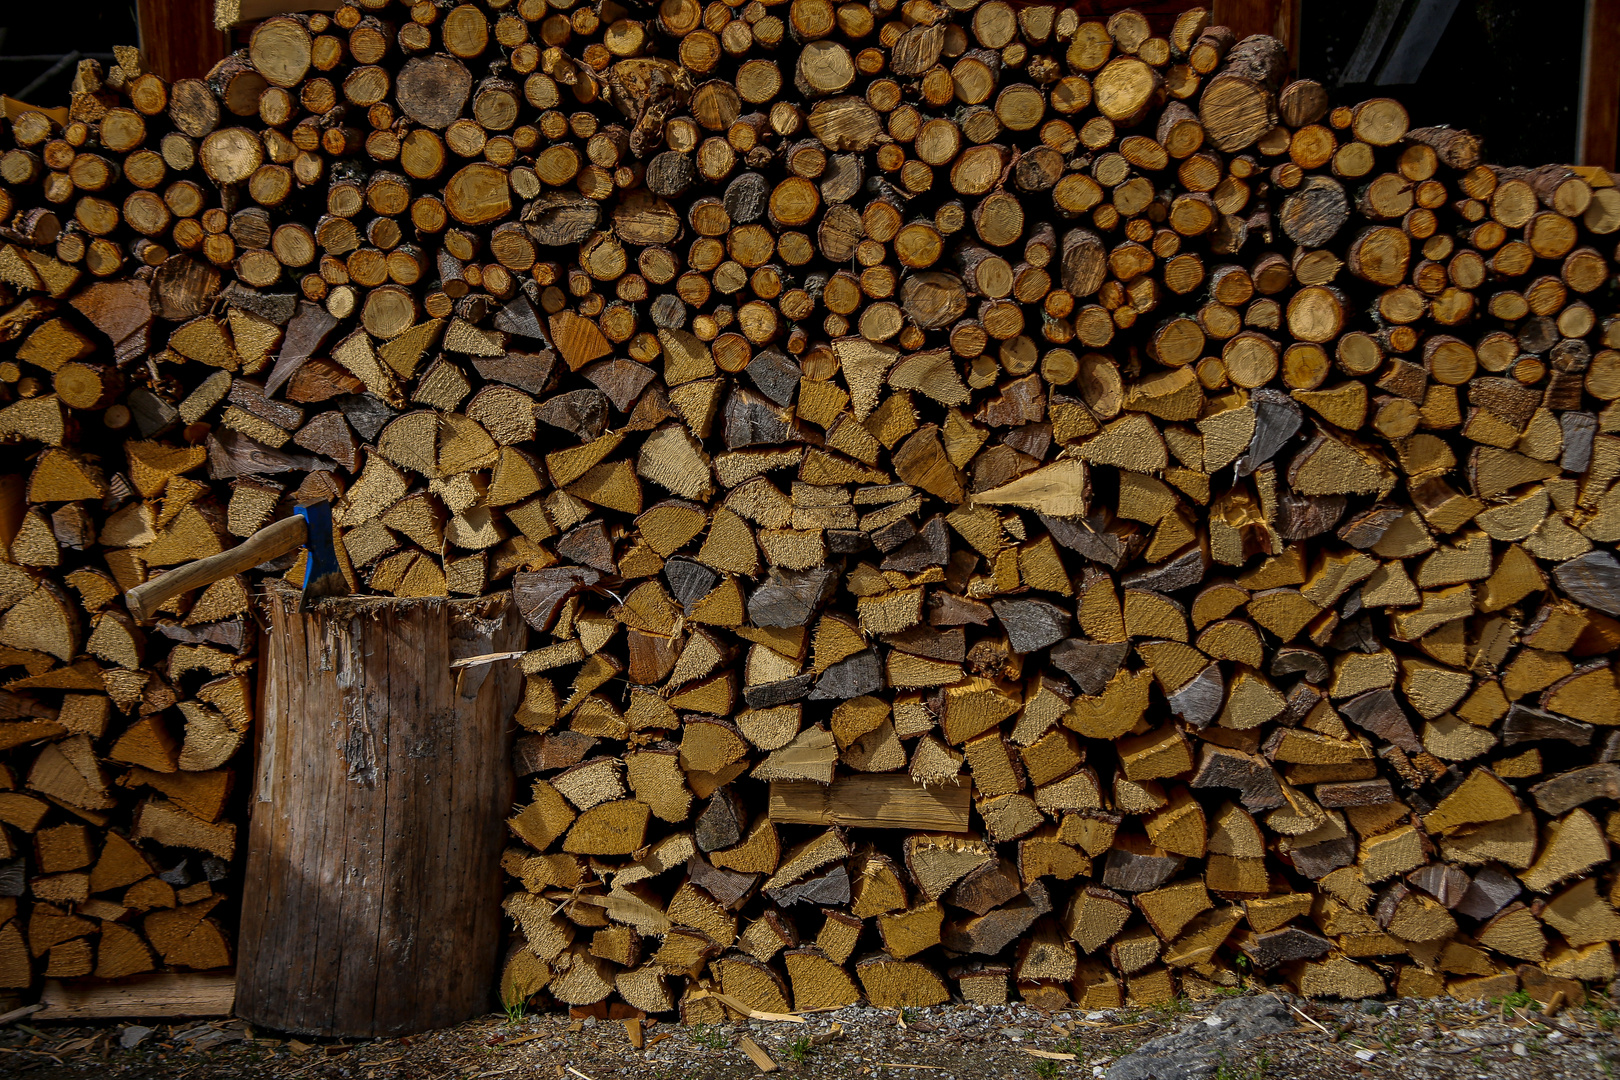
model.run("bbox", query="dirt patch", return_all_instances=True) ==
[4,991,1620,1080]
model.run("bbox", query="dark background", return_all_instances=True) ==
[0,4,137,101]
[0,0,1596,166]
[1305,0,1588,169]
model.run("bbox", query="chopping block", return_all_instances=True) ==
[234,587,522,1038]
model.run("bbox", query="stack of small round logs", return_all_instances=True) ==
[1,0,1620,1016]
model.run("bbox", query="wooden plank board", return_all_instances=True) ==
[769,776,971,831]
[739,1035,780,1073]
[1213,0,1300,69]
[137,0,230,83]
[1579,0,1620,169]
[35,973,236,1020]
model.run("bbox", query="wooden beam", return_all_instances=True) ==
[35,973,236,1021]
[769,776,972,830]
[1579,0,1620,169]
[1212,0,1299,71]
[138,0,230,83]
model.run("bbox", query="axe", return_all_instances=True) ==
[125,502,346,623]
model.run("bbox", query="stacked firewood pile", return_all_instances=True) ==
[0,0,1618,1013]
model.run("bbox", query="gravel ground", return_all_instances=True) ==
[3,990,1619,1080]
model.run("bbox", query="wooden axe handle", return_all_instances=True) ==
[125,514,309,623]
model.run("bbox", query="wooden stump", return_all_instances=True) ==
[236,591,522,1038]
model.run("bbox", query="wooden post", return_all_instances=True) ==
[1579,0,1620,169]
[236,591,522,1039]
[1212,0,1299,70]
[137,0,230,83]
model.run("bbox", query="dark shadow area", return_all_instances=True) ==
[1303,0,1587,167]
[0,1,139,104]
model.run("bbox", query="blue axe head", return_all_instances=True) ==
[294,502,345,611]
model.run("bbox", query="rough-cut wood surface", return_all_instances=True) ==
[768,777,972,831]
[34,971,235,1019]
[236,592,520,1037]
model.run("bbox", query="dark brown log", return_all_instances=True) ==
[237,592,521,1037]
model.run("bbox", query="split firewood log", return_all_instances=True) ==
[3,0,1620,1015]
